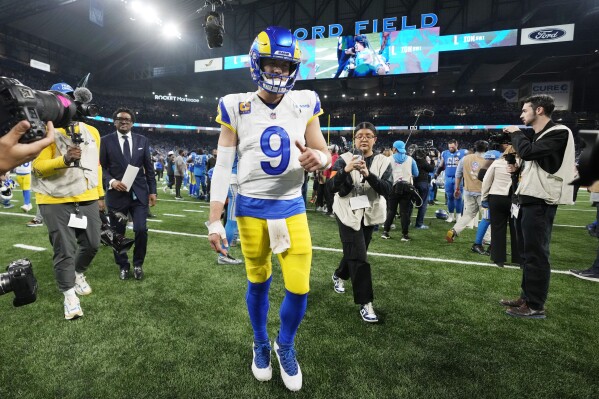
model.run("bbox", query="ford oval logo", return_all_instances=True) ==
[528,29,566,41]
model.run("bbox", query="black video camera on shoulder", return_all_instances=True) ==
[0,258,38,307]
[489,131,511,146]
[0,77,98,144]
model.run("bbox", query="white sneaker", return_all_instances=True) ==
[251,341,272,381]
[64,294,83,320]
[20,203,32,212]
[316,206,323,212]
[74,273,92,296]
[274,340,302,392]
[360,302,379,323]
[332,273,345,293]
[445,215,454,223]
[217,254,243,265]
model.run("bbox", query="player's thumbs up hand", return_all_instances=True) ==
[295,140,307,153]
[296,140,321,172]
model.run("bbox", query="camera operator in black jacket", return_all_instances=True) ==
[409,146,435,229]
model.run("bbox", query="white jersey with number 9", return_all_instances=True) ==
[216,90,323,200]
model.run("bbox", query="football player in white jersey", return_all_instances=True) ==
[207,26,330,392]
[15,161,33,212]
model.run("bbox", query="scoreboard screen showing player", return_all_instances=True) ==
[311,28,440,79]
[221,28,517,80]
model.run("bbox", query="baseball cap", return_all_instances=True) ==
[167,151,174,156]
[50,82,74,94]
[393,140,406,154]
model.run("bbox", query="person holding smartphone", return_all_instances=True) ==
[330,122,393,323]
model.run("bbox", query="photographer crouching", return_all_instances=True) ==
[31,83,104,320]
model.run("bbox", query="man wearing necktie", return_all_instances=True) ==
[100,108,157,280]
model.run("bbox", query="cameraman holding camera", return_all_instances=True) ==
[31,83,104,320]
[410,146,435,229]
[500,94,576,319]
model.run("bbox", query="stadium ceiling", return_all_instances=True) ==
[1,0,599,99]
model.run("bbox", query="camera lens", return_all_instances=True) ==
[0,271,12,295]
[36,90,78,128]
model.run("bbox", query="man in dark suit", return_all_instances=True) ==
[100,107,157,280]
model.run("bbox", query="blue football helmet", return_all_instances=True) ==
[249,26,301,94]
[435,209,449,220]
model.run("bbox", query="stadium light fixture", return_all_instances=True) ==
[470,89,474,92]
[452,89,455,93]
[342,94,346,98]
[364,93,368,97]
[142,7,160,24]
[432,90,436,94]
[162,23,181,39]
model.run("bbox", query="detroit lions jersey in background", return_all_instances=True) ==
[441,148,468,178]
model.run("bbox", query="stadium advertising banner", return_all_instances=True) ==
[194,57,223,72]
[502,88,519,103]
[520,24,575,45]
[154,94,201,103]
[531,81,572,111]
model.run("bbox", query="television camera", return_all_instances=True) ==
[0,77,98,144]
[413,140,438,161]
[201,1,225,48]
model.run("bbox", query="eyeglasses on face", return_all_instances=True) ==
[115,117,132,123]
[355,134,375,140]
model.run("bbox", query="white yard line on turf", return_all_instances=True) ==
[0,212,32,218]
[144,227,570,275]
[163,214,186,217]
[0,213,584,275]
[14,244,46,251]
[159,199,207,204]
[183,210,205,212]
[149,229,205,238]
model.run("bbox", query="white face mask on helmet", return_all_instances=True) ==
[0,185,13,201]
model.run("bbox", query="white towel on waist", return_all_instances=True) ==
[267,219,291,254]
